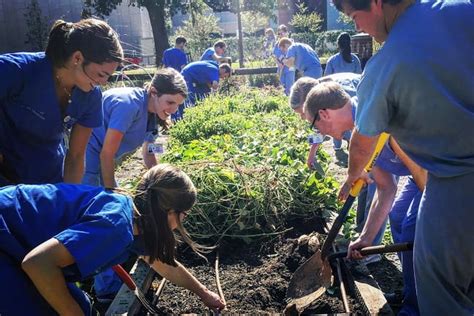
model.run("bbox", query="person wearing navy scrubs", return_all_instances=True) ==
[0,164,225,315]
[177,61,231,119]
[272,25,295,96]
[279,38,323,79]
[324,32,362,76]
[162,36,188,71]
[0,18,123,186]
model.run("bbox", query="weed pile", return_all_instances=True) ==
[161,89,339,244]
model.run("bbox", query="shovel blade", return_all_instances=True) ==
[285,250,332,313]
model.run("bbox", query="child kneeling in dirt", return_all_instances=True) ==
[0,164,225,315]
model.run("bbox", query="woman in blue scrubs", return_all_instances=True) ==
[0,164,226,315]
[0,18,123,186]
[83,68,187,188]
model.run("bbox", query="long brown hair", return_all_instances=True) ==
[132,164,200,266]
[45,18,123,67]
[144,68,188,129]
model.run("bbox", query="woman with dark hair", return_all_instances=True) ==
[0,163,225,315]
[0,18,123,186]
[83,68,187,188]
[324,32,362,76]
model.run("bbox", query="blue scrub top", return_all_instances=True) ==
[85,87,158,181]
[327,72,361,97]
[352,97,409,176]
[0,183,143,281]
[0,52,102,184]
[324,53,362,75]
[273,43,294,76]
[200,47,215,61]
[286,43,322,78]
[356,0,474,177]
[181,61,219,93]
[162,47,187,71]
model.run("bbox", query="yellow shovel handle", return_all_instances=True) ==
[349,133,390,197]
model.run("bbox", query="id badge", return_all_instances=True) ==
[147,143,164,154]
[308,133,324,145]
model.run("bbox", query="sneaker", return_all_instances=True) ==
[359,254,382,265]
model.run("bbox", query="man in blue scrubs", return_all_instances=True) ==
[278,38,323,79]
[334,0,474,314]
[273,24,295,96]
[305,81,426,315]
[200,40,228,63]
[180,61,231,112]
[162,36,188,71]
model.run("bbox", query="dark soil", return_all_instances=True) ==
[137,215,366,315]
[113,142,404,315]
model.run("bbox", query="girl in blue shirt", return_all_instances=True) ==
[0,164,225,315]
[0,18,123,186]
[324,32,362,76]
[83,68,187,188]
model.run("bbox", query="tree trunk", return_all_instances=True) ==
[144,1,170,66]
[236,0,244,68]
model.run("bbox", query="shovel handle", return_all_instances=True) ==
[112,264,137,290]
[327,242,414,261]
[349,133,390,197]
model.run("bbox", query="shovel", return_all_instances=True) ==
[285,242,413,313]
[284,133,390,313]
[112,264,160,314]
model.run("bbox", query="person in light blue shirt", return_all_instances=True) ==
[304,81,427,315]
[279,38,323,79]
[0,164,225,315]
[0,18,123,186]
[200,40,227,63]
[272,24,295,95]
[324,32,362,76]
[162,36,188,71]
[179,61,232,118]
[84,68,187,188]
[334,0,474,314]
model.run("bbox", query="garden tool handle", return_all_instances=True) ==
[321,133,390,260]
[349,132,390,197]
[112,264,136,290]
[327,242,414,261]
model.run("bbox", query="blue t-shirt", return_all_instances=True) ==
[85,88,158,178]
[181,61,219,93]
[356,0,474,177]
[273,42,294,75]
[286,43,322,78]
[352,97,409,176]
[162,47,187,71]
[0,183,142,280]
[327,72,361,97]
[324,53,362,75]
[0,52,102,184]
[200,47,215,61]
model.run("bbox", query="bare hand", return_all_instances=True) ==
[200,288,226,311]
[338,171,373,201]
[347,237,372,260]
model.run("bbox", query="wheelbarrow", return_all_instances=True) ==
[285,133,391,313]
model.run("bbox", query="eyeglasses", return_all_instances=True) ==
[309,110,320,130]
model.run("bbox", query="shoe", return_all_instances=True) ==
[359,254,382,265]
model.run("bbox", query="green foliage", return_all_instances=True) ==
[174,13,223,61]
[160,90,339,244]
[204,0,276,16]
[240,11,268,34]
[289,3,323,34]
[24,0,49,51]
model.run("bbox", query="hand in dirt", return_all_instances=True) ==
[200,288,226,311]
[338,171,373,201]
[347,237,372,260]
